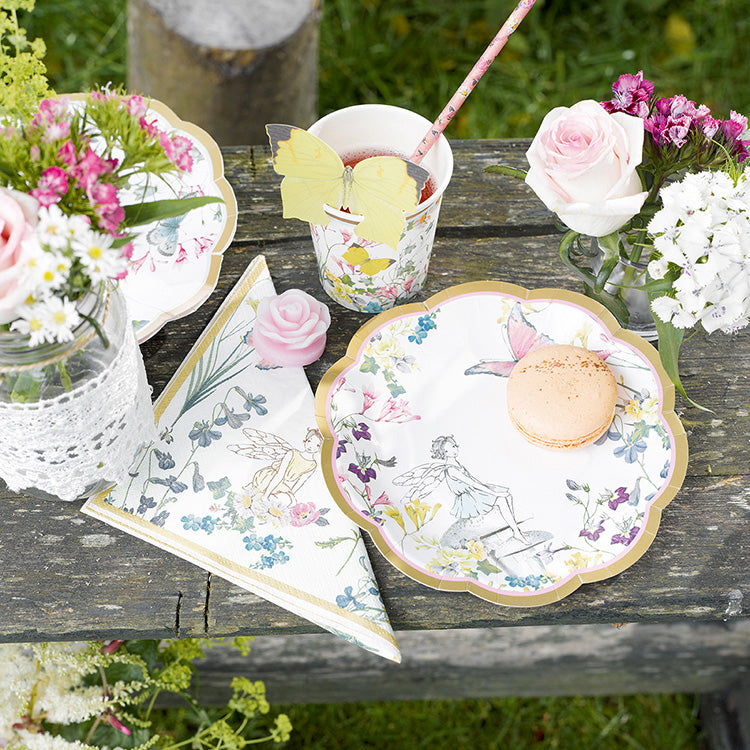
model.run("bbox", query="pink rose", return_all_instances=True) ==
[252,289,330,367]
[0,188,39,324]
[525,100,648,237]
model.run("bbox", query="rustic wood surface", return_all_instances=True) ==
[1,139,748,645]
[180,621,750,705]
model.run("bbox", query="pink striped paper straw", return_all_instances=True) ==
[410,0,537,163]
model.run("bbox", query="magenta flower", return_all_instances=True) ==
[30,166,69,206]
[160,132,194,172]
[122,94,148,119]
[31,97,69,128]
[74,148,117,191]
[58,140,77,167]
[87,181,124,233]
[139,115,162,139]
[601,70,654,117]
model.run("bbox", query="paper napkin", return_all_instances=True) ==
[83,255,400,662]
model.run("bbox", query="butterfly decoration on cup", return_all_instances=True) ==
[341,245,395,277]
[265,124,430,251]
[464,303,554,378]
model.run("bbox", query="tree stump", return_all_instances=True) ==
[127,0,320,145]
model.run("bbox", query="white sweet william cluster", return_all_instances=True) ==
[647,168,750,333]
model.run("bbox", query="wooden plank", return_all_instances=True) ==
[181,622,750,705]
[1,141,748,643]
[701,684,750,750]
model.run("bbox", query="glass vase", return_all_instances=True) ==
[0,283,156,502]
[591,237,658,342]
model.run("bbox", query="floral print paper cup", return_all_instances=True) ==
[307,105,453,313]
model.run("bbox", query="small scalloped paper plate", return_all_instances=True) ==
[68,95,238,342]
[315,282,688,607]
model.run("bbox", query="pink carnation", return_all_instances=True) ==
[73,148,117,191]
[601,71,654,118]
[87,181,124,234]
[122,94,148,119]
[160,133,194,172]
[29,166,69,207]
[58,140,78,167]
[139,116,162,140]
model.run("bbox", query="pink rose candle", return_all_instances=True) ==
[252,289,331,367]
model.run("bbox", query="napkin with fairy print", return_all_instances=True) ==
[83,255,400,662]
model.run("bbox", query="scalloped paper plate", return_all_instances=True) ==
[67,95,238,342]
[315,282,688,607]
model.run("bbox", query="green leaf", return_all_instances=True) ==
[476,559,503,576]
[121,195,224,228]
[484,165,527,179]
[315,536,352,549]
[124,639,161,672]
[651,313,708,411]
[359,355,379,374]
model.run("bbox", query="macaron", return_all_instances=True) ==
[506,344,617,451]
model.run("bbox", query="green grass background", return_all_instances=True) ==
[21,0,739,746]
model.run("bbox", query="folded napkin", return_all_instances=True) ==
[83,255,399,662]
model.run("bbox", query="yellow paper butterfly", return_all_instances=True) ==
[265,124,430,251]
[342,244,395,277]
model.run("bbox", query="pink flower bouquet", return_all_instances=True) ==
[0,91,221,345]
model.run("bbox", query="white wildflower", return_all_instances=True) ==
[647,256,669,280]
[71,227,127,282]
[26,248,71,293]
[11,730,94,750]
[40,297,81,343]
[10,303,49,346]
[36,205,73,251]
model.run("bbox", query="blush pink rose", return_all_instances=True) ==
[525,100,648,237]
[252,289,330,367]
[0,188,40,324]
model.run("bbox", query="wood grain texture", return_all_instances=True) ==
[1,140,748,644]
[180,621,750,704]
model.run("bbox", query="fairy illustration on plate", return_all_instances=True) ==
[228,427,323,514]
[394,435,552,577]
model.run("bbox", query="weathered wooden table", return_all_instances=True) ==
[2,140,749,739]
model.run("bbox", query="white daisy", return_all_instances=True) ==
[41,296,81,343]
[10,304,49,347]
[36,205,73,251]
[70,227,126,280]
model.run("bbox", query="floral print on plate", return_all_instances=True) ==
[319,285,687,605]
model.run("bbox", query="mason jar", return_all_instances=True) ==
[0,283,156,502]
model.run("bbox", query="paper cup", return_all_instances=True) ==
[307,104,453,313]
